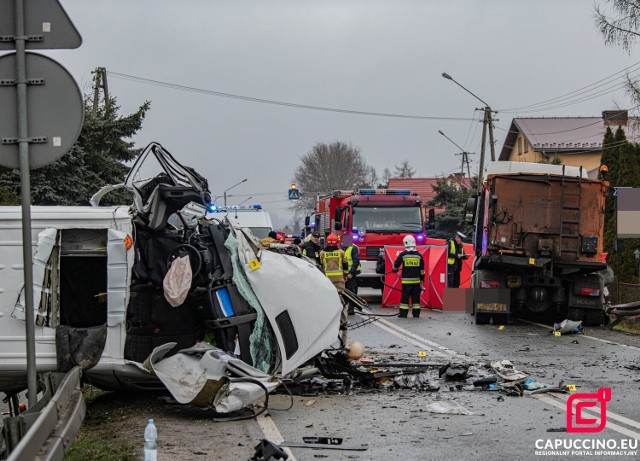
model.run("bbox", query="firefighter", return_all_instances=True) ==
[302,231,323,267]
[392,235,425,318]
[321,234,349,345]
[342,235,361,315]
[447,231,468,288]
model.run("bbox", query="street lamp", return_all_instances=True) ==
[442,72,496,193]
[223,178,247,206]
[438,129,474,179]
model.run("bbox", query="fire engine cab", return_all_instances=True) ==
[313,189,426,289]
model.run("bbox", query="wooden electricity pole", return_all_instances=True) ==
[92,67,110,117]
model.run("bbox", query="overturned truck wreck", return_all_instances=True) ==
[0,143,343,411]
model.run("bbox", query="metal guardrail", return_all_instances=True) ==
[2,367,85,461]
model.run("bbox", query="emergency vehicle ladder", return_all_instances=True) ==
[558,165,582,258]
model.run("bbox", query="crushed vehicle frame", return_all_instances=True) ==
[0,142,343,404]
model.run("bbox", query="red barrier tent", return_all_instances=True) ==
[382,240,474,308]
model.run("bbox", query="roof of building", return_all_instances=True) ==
[499,112,640,160]
[388,178,439,203]
[388,175,471,208]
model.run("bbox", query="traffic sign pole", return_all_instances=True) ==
[14,0,38,407]
[1,0,83,406]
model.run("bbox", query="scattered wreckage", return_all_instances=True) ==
[0,142,348,414]
[0,142,585,430]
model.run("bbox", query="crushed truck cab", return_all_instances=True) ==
[0,142,342,396]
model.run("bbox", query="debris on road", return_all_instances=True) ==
[552,319,584,335]
[251,439,289,461]
[425,400,474,415]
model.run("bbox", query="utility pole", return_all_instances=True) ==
[441,73,496,191]
[438,130,474,181]
[92,67,109,117]
[487,106,496,162]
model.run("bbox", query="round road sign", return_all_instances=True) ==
[0,52,83,169]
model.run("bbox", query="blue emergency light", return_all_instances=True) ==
[358,189,411,196]
[207,203,218,212]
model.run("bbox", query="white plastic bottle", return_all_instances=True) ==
[144,418,158,461]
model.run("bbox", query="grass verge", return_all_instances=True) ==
[63,386,149,461]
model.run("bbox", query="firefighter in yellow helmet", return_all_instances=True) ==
[321,233,349,345]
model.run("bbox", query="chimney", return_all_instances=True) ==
[602,110,628,127]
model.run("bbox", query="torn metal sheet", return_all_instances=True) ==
[236,232,343,376]
[148,342,279,413]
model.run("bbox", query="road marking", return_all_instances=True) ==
[373,317,640,438]
[525,320,640,352]
[374,317,468,359]
[256,413,297,461]
[534,394,640,440]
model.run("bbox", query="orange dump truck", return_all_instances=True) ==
[466,162,609,325]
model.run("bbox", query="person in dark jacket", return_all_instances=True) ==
[447,231,468,288]
[342,234,361,315]
[302,231,323,267]
[393,235,425,318]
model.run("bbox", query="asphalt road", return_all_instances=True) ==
[14,290,636,461]
[252,293,640,461]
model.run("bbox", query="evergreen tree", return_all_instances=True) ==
[0,95,150,205]
[0,186,20,205]
[601,126,619,252]
[427,176,476,239]
[600,125,640,285]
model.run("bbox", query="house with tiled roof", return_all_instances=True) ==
[498,110,635,178]
[388,174,471,213]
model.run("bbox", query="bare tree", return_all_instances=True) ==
[393,160,416,178]
[290,141,373,216]
[366,166,379,190]
[595,1,640,103]
[595,1,640,52]
[380,167,393,188]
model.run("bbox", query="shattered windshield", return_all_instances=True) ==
[352,206,422,233]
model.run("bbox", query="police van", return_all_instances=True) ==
[207,204,274,239]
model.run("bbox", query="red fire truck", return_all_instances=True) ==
[313,189,426,289]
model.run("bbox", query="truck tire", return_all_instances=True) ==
[583,309,604,327]
[475,312,491,325]
[567,308,604,327]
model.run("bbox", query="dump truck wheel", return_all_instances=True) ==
[475,312,491,325]
[582,309,604,327]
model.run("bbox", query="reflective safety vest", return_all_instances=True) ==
[447,239,464,266]
[322,250,345,278]
[344,245,361,275]
[393,250,424,285]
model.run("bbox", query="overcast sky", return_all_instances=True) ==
[48,0,638,227]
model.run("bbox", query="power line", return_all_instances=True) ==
[108,71,476,121]
[498,61,640,113]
